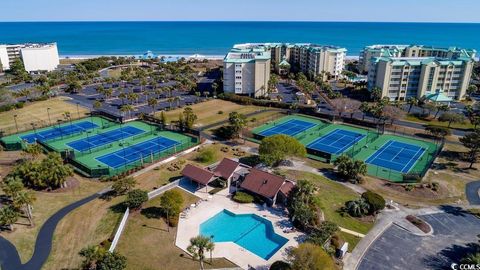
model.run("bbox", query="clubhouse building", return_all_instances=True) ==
[223,43,347,97]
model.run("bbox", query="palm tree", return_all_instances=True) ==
[13,190,36,226]
[434,104,450,119]
[346,198,369,217]
[167,98,174,109]
[23,143,42,160]
[0,205,19,231]
[154,88,163,99]
[118,92,127,105]
[359,102,370,121]
[406,97,418,113]
[211,82,218,97]
[174,96,181,108]
[147,98,158,115]
[104,88,113,101]
[93,100,102,110]
[120,104,134,118]
[187,235,215,270]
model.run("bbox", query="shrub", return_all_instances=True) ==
[125,189,148,210]
[233,192,254,203]
[217,110,224,114]
[195,147,216,163]
[269,261,291,270]
[330,234,345,249]
[403,173,421,182]
[406,215,430,233]
[361,191,385,214]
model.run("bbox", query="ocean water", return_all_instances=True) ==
[0,21,479,57]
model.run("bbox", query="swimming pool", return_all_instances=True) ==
[200,209,288,260]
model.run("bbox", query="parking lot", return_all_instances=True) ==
[358,209,480,270]
[63,79,207,118]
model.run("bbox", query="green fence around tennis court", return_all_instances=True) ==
[247,114,443,183]
[353,133,442,183]
[0,116,117,151]
[69,132,199,177]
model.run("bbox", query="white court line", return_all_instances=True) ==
[365,140,395,164]
[400,147,425,173]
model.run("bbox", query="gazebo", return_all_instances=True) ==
[424,91,453,104]
[278,58,291,75]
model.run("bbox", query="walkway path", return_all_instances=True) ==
[0,189,110,270]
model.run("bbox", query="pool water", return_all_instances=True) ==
[200,209,288,260]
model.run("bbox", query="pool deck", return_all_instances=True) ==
[175,185,303,269]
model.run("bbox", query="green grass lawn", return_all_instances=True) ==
[281,170,374,235]
[404,114,475,130]
[116,188,237,270]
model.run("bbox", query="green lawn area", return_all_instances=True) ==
[155,99,270,127]
[338,231,362,252]
[1,176,109,264]
[281,170,374,235]
[404,114,475,130]
[116,188,237,270]
[0,96,89,135]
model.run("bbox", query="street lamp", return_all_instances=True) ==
[13,115,19,133]
[76,102,80,118]
[47,107,52,126]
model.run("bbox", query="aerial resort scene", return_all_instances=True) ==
[1,1,480,270]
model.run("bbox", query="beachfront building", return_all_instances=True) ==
[360,44,477,73]
[269,43,347,79]
[223,44,271,97]
[0,43,60,73]
[223,43,347,97]
[367,56,475,101]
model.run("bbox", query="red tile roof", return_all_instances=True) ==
[279,181,295,197]
[181,164,215,185]
[214,158,240,179]
[240,168,285,199]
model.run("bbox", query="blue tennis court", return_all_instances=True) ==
[259,119,316,137]
[67,126,144,152]
[96,136,180,168]
[365,140,426,173]
[20,121,98,143]
[307,129,365,154]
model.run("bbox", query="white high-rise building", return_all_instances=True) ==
[0,43,60,73]
[223,43,347,98]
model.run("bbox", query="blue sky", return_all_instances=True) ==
[2,0,479,22]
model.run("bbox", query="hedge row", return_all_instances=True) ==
[0,101,25,112]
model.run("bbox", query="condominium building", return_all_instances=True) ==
[269,43,347,78]
[0,43,60,73]
[367,56,475,101]
[359,45,477,73]
[223,43,347,97]
[223,45,271,97]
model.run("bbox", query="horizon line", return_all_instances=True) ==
[1,20,480,24]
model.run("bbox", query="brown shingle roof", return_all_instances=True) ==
[214,158,239,179]
[240,168,285,199]
[279,181,295,197]
[181,164,215,185]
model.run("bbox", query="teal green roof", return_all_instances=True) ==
[425,92,453,102]
[279,59,290,67]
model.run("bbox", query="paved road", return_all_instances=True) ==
[466,181,480,205]
[0,192,104,270]
[357,210,480,270]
